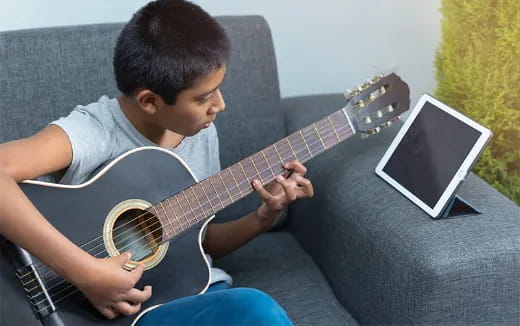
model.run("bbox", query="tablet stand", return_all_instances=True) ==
[440,195,481,218]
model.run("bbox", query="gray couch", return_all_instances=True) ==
[1,15,519,326]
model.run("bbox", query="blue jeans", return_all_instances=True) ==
[136,282,293,325]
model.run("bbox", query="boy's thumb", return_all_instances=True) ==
[115,251,136,270]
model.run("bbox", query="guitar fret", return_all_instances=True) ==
[232,163,252,195]
[238,161,249,183]
[249,156,263,183]
[252,152,272,183]
[218,172,235,203]
[211,175,233,207]
[300,129,313,158]
[228,167,244,197]
[181,191,198,226]
[158,202,174,237]
[332,111,352,139]
[190,186,208,218]
[273,143,284,165]
[328,116,341,142]
[303,124,325,157]
[263,145,284,177]
[198,182,215,214]
[207,177,225,209]
[285,138,299,161]
[187,188,204,220]
[166,198,184,232]
[260,150,276,178]
[221,169,241,200]
[175,194,192,228]
[313,122,327,150]
[288,133,310,162]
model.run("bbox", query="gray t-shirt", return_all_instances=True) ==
[49,95,231,285]
[52,95,220,185]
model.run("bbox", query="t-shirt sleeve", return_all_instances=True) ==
[50,104,112,184]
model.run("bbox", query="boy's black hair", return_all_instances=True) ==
[113,0,230,104]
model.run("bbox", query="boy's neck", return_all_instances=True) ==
[117,95,184,148]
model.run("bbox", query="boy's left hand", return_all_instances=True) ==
[252,160,314,230]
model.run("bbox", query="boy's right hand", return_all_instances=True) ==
[75,252,152,319]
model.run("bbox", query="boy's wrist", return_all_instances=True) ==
[255,203,283,232]
[64,252,99,288]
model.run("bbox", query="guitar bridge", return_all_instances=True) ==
[16,264,57,318]
[3,239,57,321]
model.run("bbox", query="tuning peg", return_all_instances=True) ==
[371,75,383,83]
[357,100,366,108]
[363,116,372,124]
[382,121,392,128]
[387,105,394,113]
[344,90,352,100]
[376,110,383,118]
[380,86,387,95]
[369,92,378,101]
[361,80,372,89]
[368,127,381,134]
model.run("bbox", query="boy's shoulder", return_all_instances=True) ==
[52,95,117,136]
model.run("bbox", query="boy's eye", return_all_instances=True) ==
[198,94,212,104]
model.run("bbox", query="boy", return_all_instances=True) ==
[0,0,313,324]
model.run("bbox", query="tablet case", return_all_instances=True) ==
[440,194,481,218]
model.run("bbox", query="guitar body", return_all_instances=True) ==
[0,147,212,326]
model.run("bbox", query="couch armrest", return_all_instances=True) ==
[282,94,520,325]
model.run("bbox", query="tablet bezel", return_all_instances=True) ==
[375,94,492,218]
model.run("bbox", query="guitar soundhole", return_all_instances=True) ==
[112,208,163,263]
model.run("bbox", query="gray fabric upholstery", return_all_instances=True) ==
[0,23,122,142]
[283,94,520,325]
[215,231,358,326]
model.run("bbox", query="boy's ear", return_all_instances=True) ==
[135,90,165,115]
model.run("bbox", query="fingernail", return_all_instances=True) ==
[125,252,132,259]
[253,180,260,187]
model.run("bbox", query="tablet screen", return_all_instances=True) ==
[381,101,482,209]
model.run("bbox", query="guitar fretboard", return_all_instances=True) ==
[150,109,354,240]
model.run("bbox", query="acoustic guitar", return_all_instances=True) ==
[0,73,409,325]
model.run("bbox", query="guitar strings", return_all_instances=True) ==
[28,118,353,301]
[27,116,345,282]
[31,120,356,310]
[35,123,356,312]
[27,117,348,293]
[31,119,355,307]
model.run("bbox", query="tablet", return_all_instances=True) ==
[375,94,492,218]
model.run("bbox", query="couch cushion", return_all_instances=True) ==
[284,94,520,324]
[215,231,358,326]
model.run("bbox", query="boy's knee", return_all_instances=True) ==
[227,288,292,325]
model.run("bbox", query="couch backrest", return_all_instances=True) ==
[0,16,285,220]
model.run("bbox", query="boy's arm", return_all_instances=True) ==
[203,161,314,258]
[0,125,151,319]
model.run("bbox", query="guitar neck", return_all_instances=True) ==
[150,108,355,241]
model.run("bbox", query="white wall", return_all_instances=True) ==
[0,0,441,104]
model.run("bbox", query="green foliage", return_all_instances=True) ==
[435,0,520,205]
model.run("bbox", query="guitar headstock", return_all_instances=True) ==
[343,73,410,136]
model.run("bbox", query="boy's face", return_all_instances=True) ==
[156,66,227,136]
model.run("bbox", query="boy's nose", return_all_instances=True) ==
[212,89,226,113]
